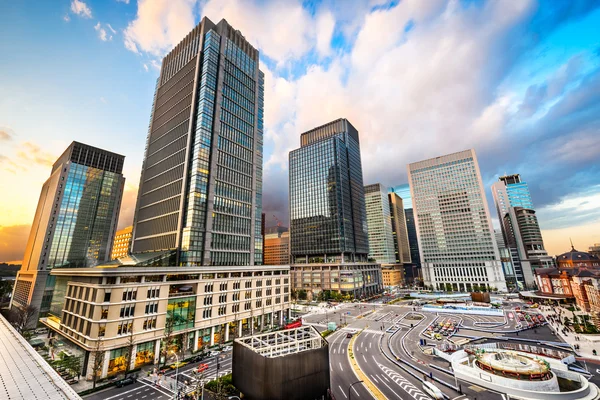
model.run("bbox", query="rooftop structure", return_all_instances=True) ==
[0,313,81,399]
[235,325,325,358]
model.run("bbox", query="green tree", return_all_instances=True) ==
[298,289,307,301]
[90,339,105,389]
[161,310,175,368]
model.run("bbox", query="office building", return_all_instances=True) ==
[289,119,382,299]
[408,149,507,292]
[491,174,550,289]
[390,184,421,285]
[364,184,396,264]
[495,231,518,292]
[388,192,411,264]
[39,18,290,382]
[12,142,124,322]
[110,226,133,260]
[589,244,600,258]
[381,265,404,288]
[131,17,264,267]
[264,227,290,265]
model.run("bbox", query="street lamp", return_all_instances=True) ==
[348,380,363,400]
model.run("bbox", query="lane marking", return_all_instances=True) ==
[339,362,344,372]
[339,385,348,398]
[371,375,379,384]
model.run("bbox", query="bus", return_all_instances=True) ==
[422,381,444,400]
[284,319,302,329]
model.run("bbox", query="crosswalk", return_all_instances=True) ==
[364,311,406,324]
[377,363,430,400]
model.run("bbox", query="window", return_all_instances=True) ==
[98,324,106,337]
[218,306,226,316]
[203,296,213,306]
[203,309,212,319]
[101,306,108,319]
[120,305,135,318]
[244,302,251,310]
[204,283,214,293]
[233,282,240,290]
[255,290,262,297]
[103,290,112,303]
[232,293,239,301]
[245,290,251,299]
[266,299,272,306]
[117,320,133,335]
[143,318,157,330]
[145,302,158,314]
[232,304,239,313]
[219,282,228,291]
[244,281,252,289]
[256,300,262,308]
[147,287,160,298]
[219,293,227,303]
[122,289,137,301]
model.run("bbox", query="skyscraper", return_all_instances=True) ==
[408,149,507,292]
[131,17,264,267]
[364,184,396,264]
[12,142,124,320]
[491,174,551,288]
[388,192,411,265]
[111,225,133,260]
[289,119,382,298]
[389,184,421,284]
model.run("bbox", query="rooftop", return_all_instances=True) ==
[235,325,326,358]
[0,313,81,400]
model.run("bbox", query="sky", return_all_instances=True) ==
[1,0,599,263]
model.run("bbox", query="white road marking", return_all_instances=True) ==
[353,386,360,397]
[339,385,348,398]
[371,375,379,384]
[363,355,367,363]
[369,342,372,348]
[339,362,344,372]
[333,349,337,354]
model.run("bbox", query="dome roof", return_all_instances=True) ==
[558,246,599,262]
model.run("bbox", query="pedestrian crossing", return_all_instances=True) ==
[377,363,430,400]
[364,311,406,324]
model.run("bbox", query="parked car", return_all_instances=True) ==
[209,350,221,357]
[34,328,48,334]
[191,353,206,363]
[116,375,137,388]
[223,345,233,352]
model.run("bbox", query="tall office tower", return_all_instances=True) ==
[389,184,421,284]
[408,149,507,292]
[388,192,411,264]
[289,119,382,299]
[131,17,264,267]
[264,227,290,265]
[364,184,396,264]
[491,174,549,288]
[111,226,133,260]
[495,230,518,292]
[12,142,124,320]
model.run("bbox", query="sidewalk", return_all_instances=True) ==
[538,305,600,362]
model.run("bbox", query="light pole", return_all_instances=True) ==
[348,380,363,400]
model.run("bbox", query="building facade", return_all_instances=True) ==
[381,265,404,288]
[389,192,411,264]
[390,185,421,285]
[491,174,547,289]
[364,184,396,264]
[264,229,290,265]
[12,142,124,322]
[289,119,381,299]
[131,17,264,267]
[590,244,600,258]
[111,226,133,260]
[408,149,507,292]
[45,261,290,380]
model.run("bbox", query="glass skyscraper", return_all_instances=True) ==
[364,184,396,264]
[289,119,382,299]
[131,18,264,267]
[12,142,124,319]
[408,149,507,292]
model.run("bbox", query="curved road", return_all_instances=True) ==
[328,329,373,400]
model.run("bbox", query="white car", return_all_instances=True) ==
[223,345,233,352]
[209,350,221,357]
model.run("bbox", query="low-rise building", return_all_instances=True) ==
[381,264,404,288]
[264,227,289,265]
[42,253,290,380]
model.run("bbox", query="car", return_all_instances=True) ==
[170,361,188,370]
[197,363,209,373]
[116,375,137,388]
[346,332,353,338]
[422,381,444,400]
[223,345,233,352]
[34,328,48,334]
[191,353,206,363]
[209,350,221,357]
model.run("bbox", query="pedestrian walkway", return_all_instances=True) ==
[538,305,600,362]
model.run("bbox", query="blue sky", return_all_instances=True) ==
[1,0,599,262]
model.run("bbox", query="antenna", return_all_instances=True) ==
[570,237,575,251]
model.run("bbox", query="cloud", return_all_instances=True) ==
[0,225,30,264]
[63,14,71,22]
[70,0,92,19]
[106,24,117,34]
[0,127,14,141]
[143,63,149,72]
[94,22,113,41]
[117,0,130,4]
[123,0,197,55]
[16,142,56,167]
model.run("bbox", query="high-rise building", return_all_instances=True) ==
[111,225,133,260]
[264,227,290,265]
[289,119,382,299]
[12,142,124,321]
[388,192,411,264]
[364,184,396,264]
[37,18,290,382]
[131,17,264,267]
[491,174,550,288]
[389,184,421,284]
[495,230,518,292]
[408,149,507,292]
[590,244,600,258]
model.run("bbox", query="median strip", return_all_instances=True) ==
[347,331,387,400]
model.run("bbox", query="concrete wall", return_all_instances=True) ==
[232,341,330,400]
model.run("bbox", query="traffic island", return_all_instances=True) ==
[347,331,387,400]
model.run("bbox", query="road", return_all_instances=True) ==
[327,329,373,400]
[85,351,232,400]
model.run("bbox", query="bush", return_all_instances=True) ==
[321,330,333,338]
[204,374,238,396]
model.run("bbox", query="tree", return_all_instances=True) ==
[444,283,453,292]
[181,330,190,360]
[90,339,105,389]
[9,304,38,334]
[125,327,135,374]
[161,310,175,368]
[0,279,13,302]
[297,289,307,301]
